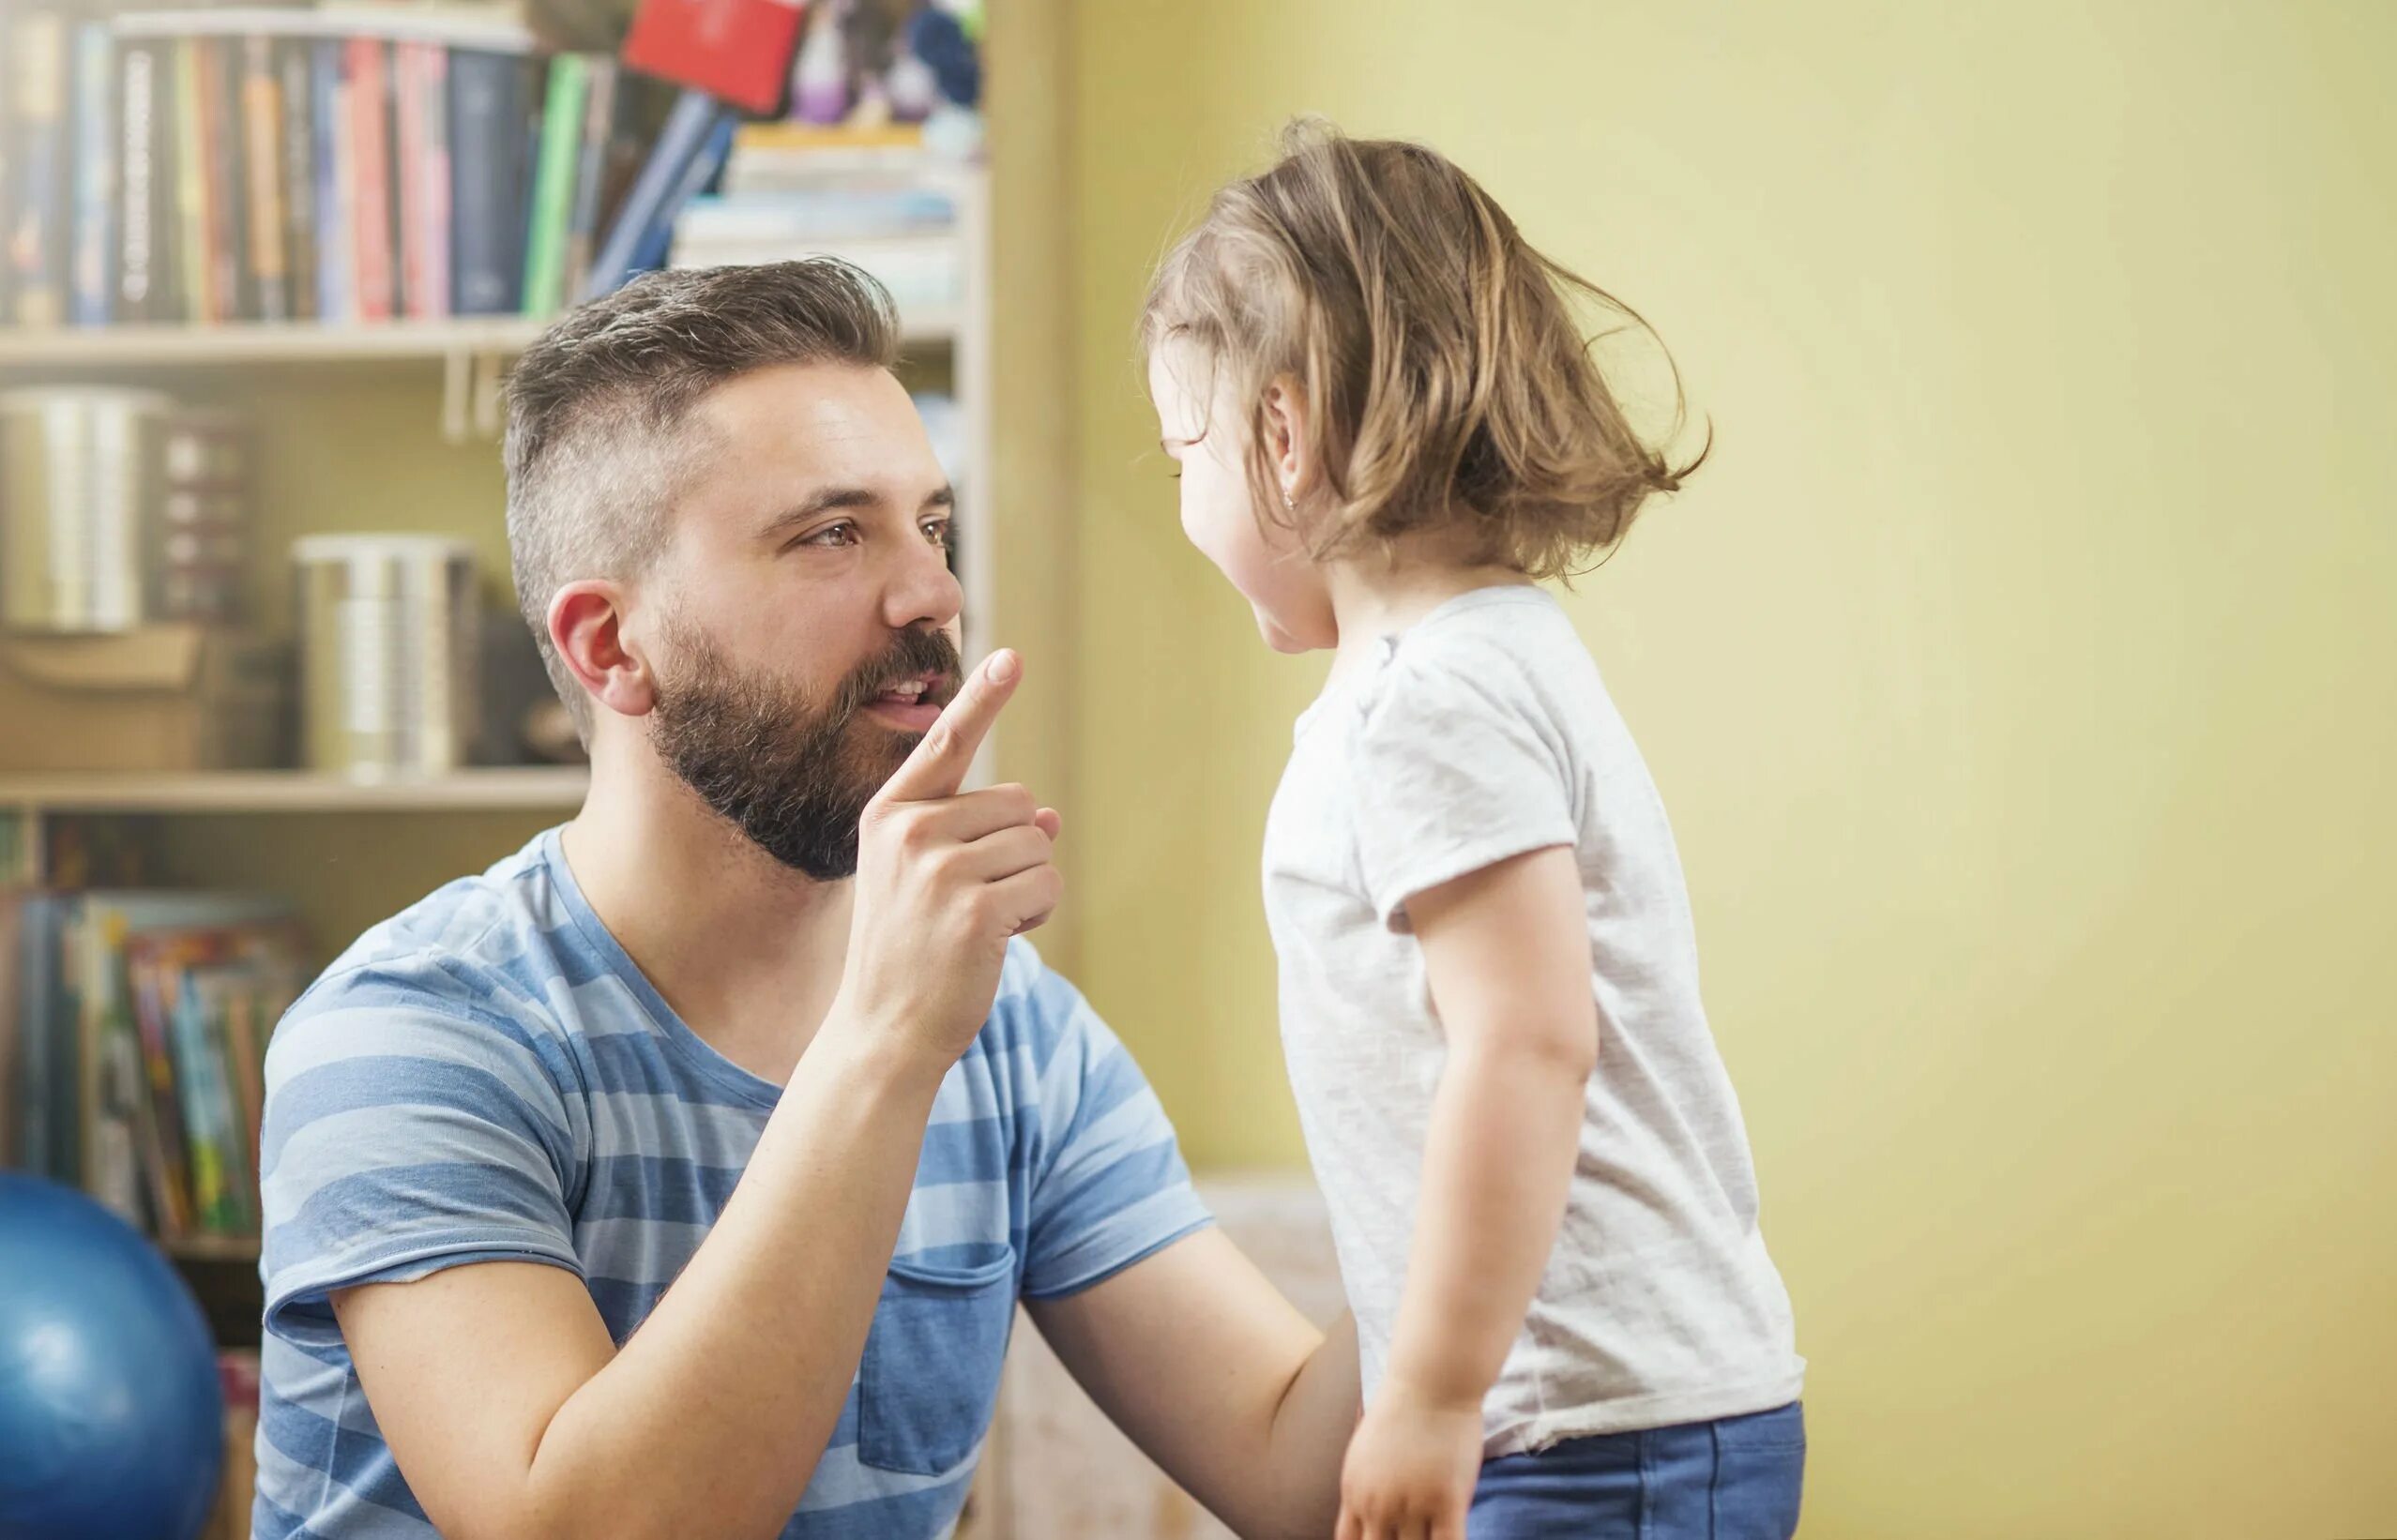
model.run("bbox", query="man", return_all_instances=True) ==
[254,260,1358,1540]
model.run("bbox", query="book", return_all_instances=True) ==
[117,39,173,322]
[584,86,728,302]
[0,892,21,1172]
[193,38,245,322]
[173,40,211,323]
[448,49,529,315]
[719,121,933,190]
[621,0,803,116]
[0,8,11,322]
[312,41,351,322]
[345,38,394,322]
[5,9,70,327]
[394,42,451,320]
[16,895,67,1178]
[69,23,117,327]
[559,57,617,308]
[278,39,317,322]
[239,38,289,322]
[520,53,588,317]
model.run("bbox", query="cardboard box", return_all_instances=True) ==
[0,626,286,772]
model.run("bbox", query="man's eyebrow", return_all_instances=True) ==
[760,486,882,538]
[760,484,956,540]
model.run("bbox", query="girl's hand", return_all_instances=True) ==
[1336,1381,1482,1540]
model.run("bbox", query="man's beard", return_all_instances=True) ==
[650,620,962,881]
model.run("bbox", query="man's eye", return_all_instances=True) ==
[921,519,953,550]
[803,521,861,548]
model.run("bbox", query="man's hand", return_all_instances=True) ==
[1336,1381,1482,1540]
[834,648,1064,1067]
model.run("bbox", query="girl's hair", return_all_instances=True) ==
[1142,120,1706,579]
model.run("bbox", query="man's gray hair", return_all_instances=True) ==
[503,259,901,736]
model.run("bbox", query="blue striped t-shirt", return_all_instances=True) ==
[254,827,1211,1539]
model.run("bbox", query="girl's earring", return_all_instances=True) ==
[1282,491,1297,512]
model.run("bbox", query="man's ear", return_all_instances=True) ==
[549,580,658,720]
[1262,374,1317,505]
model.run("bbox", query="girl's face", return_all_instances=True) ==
[1148,342,1337,654]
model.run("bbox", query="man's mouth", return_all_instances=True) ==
[869,671,951,706]
[861,671,953,730]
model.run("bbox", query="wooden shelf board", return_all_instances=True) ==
[0,318,547,367]
[0,767,590,813]
[0,310,958,369]
[161,1233,264,1262]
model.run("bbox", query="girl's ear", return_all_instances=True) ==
[1262,374,1315,505]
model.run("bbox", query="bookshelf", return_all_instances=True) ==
[0,767,589,815]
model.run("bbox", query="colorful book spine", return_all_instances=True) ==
[15,897,62,1175]
[561,57,618,309]
[128,949,193,1239]
[5,11,69,326]
[0,10,11,322]
[173,40,210,324]
[278,40,318,323]
[117,40,168,322]
[240,38,289,323]
[312,42,350,323]
[194,39,242,322]
[521,53,588,317]
[394,43,452,320]
[346,38,394,323]
[167,967,237,1232]
[417,45,451,319]
[68,23,115,327]
[448,49,528,315]
[585,87,728,301]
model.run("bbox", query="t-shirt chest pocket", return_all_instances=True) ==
[856,1250,1018,1475]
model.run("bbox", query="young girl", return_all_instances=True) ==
[1143,124,1806,1540]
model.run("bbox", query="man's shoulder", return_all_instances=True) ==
[984,937,1122,1078]
[274,830,580,1063]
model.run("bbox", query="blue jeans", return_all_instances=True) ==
[1470,1402,1806,1539]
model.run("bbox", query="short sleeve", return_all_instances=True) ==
[258,959,584,1345]
[1350,647,1578,931]
[1011,960,1213,1300]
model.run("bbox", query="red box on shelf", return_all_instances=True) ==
[621,0,804,114]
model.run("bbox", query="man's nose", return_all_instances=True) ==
[881,528,965,632]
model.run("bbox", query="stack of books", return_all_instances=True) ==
[2,889,304,1246]
[0,5,645,327]
[670,121,966,324]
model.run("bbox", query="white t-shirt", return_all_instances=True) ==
[1262,584,1803,1456]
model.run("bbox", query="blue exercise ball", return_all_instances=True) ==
[0,1172,225,1540]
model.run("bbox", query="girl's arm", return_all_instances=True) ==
[1385,842,1596,1406]
[1340,843,1595,1537]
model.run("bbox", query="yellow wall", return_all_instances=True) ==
[1060,4,2397,1535]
